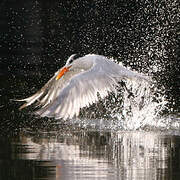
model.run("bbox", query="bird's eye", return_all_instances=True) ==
[69,59,73,64]
[66,54,79,66]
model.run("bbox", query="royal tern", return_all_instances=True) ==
[18,54,150,119]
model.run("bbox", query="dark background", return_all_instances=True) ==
[0,0,179,112]
[0,1,180,179]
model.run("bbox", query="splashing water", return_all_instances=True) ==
[106,59,168,129]
[112,79,167,130]
[69,74,169,131]
[72,56,174,131]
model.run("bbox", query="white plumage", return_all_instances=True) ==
[18,54,150,119]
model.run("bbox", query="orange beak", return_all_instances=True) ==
[56,66,71,80]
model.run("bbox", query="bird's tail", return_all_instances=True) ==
[128,71,152,83]
[115,66,152,83]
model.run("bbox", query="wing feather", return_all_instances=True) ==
[34,64,119,119]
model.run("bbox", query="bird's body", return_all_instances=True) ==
[18,54,150,119]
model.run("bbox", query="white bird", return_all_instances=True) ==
[18,54,150,119]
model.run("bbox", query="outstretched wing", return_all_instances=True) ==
[34,62,119,119]
[18,69,65,110]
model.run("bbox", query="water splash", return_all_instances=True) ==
[112,79,168,130]
[75,70,173,131]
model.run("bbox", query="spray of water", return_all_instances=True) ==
[112,79,167,130]
[76,63,171,131]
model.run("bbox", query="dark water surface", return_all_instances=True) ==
[1,118,180,180]
[0,0,180,179]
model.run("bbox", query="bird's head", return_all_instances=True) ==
[65,54,77,66]
[56,54,78,80]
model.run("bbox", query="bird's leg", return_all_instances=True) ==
[120,81,134,98]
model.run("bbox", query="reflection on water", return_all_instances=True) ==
[1,126,180,180]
